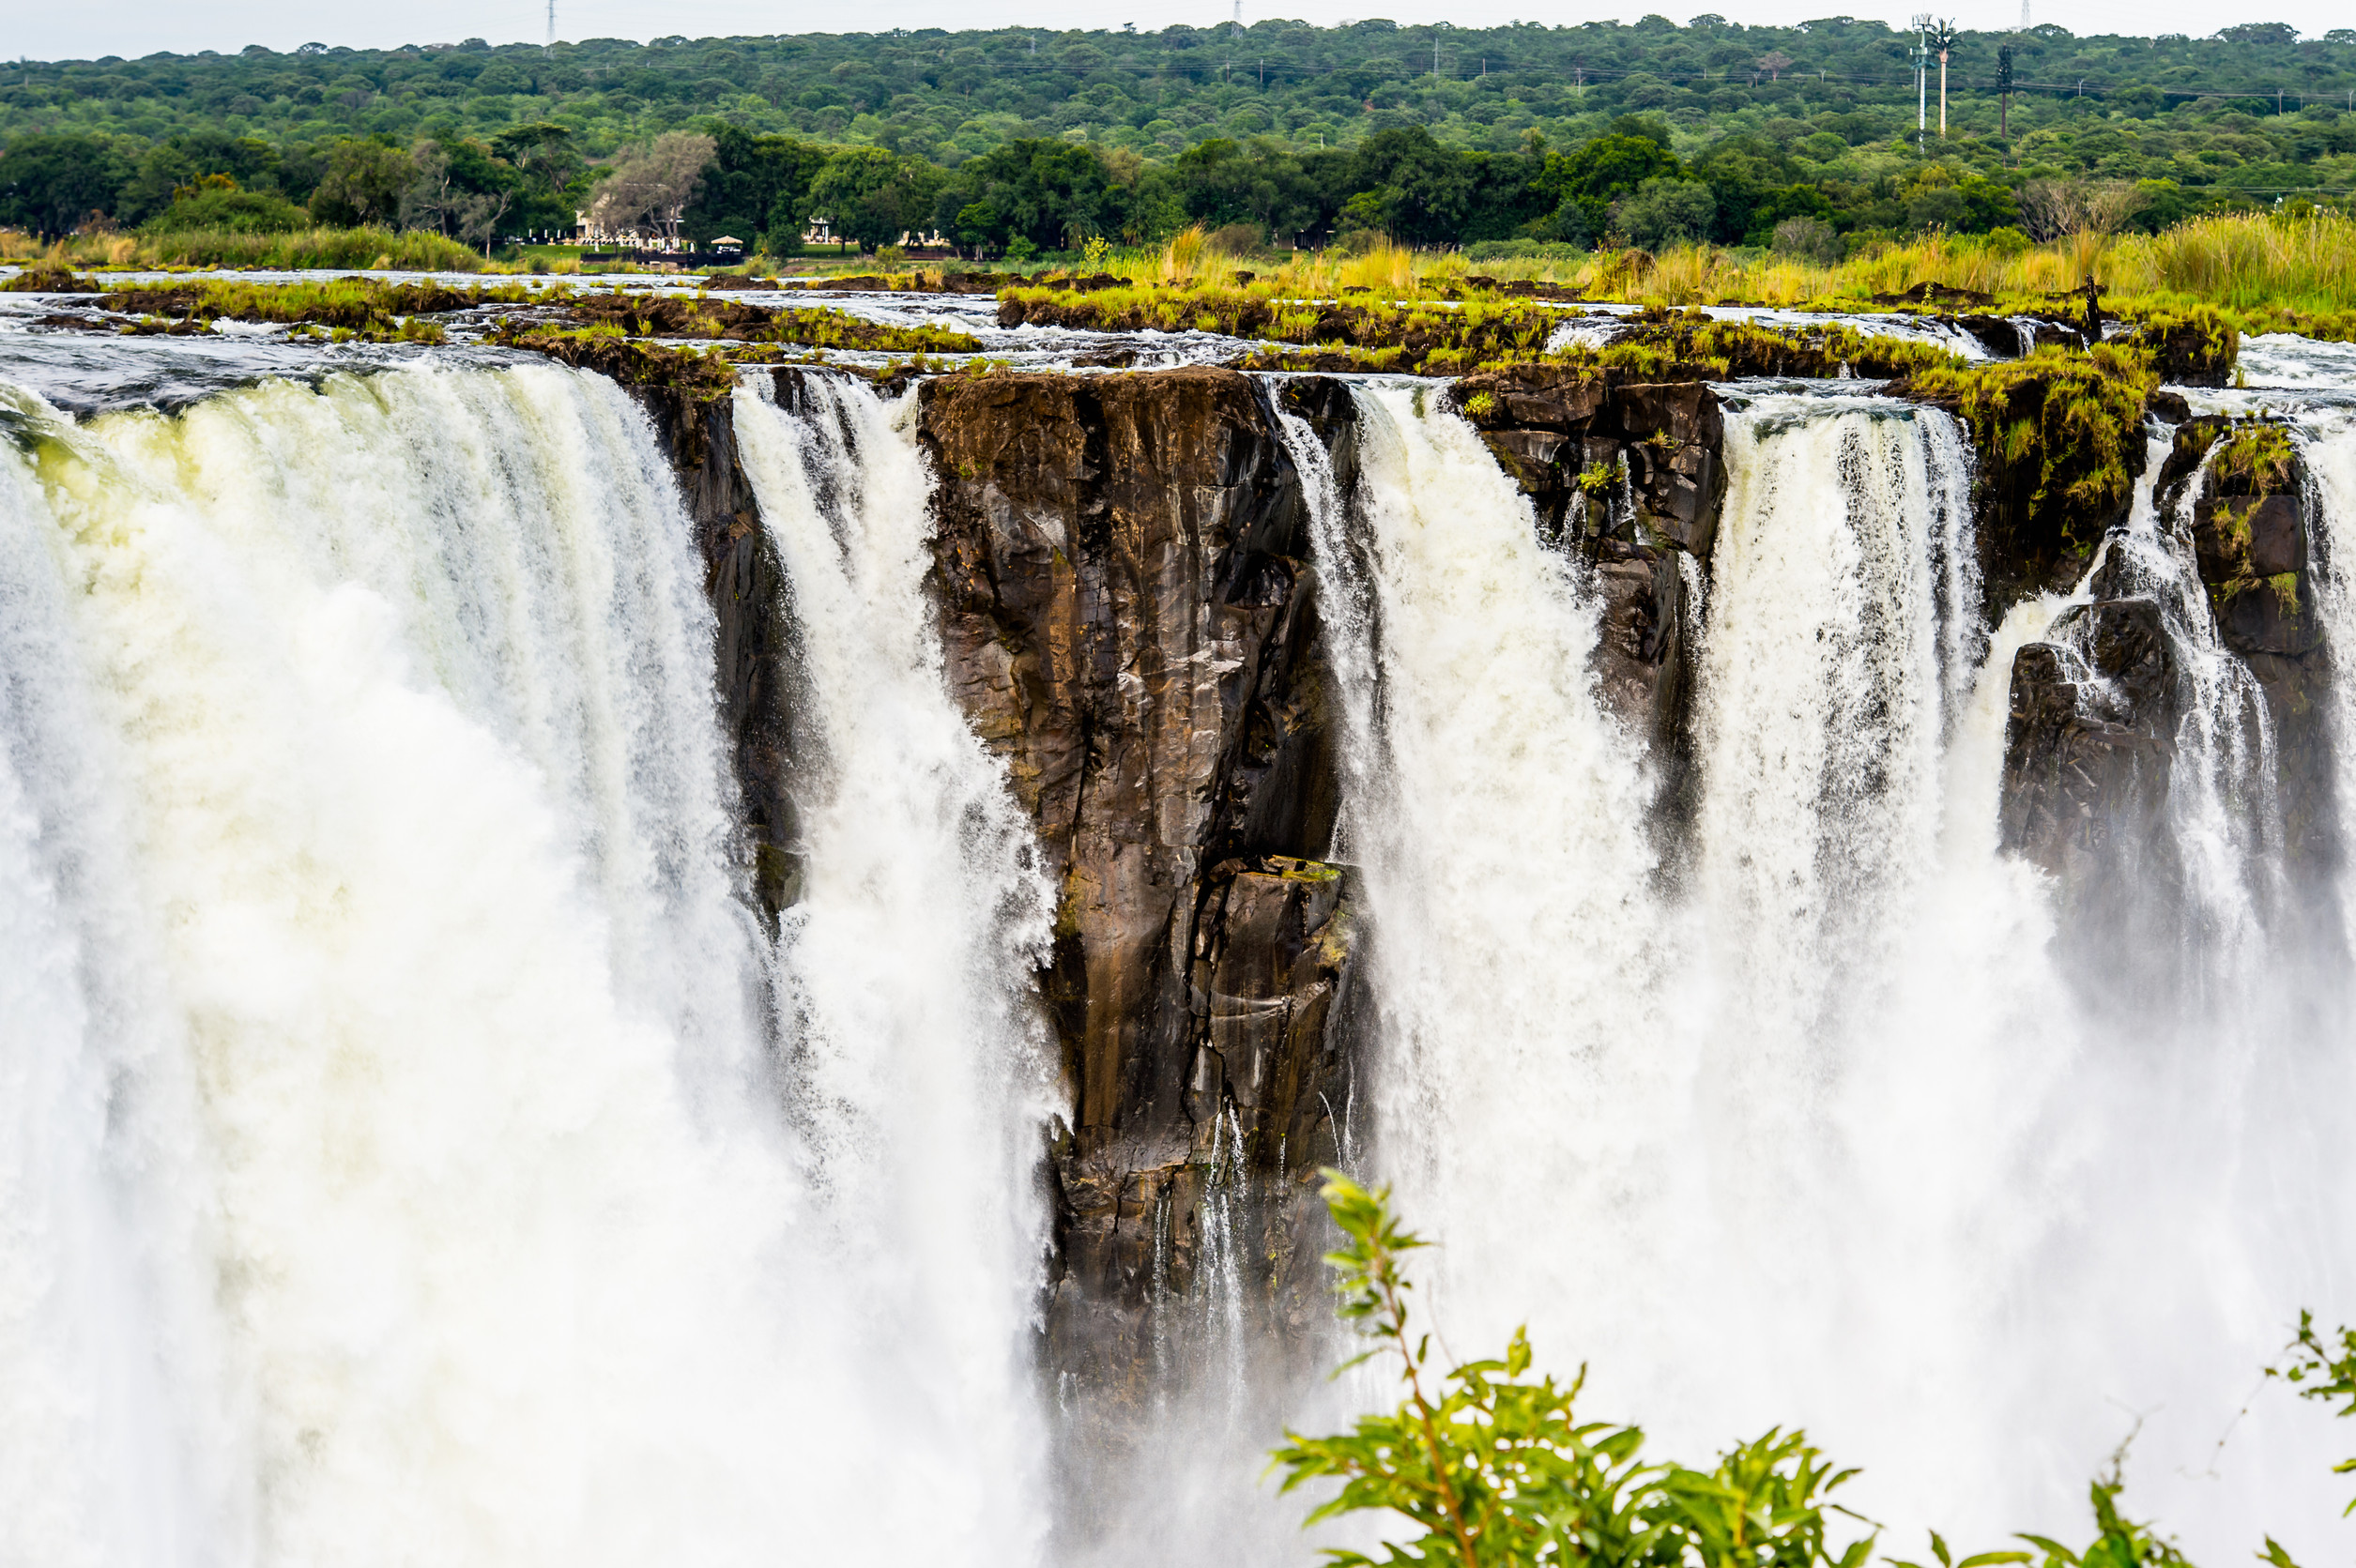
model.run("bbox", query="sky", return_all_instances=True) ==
[12,0,2348,67]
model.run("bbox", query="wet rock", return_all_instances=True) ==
[627,377,803,927]
[1999,598,2181,903]
[2181,420,2337,879]
[915,366,1361,1370]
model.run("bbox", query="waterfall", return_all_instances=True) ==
[2294,411,2356,942]
[0,362,1044,1568]
[0,396,223,1568]
[1698,396,1974,1060]
[1302,381,2355,1562]
[1284,376,1676,1370]
[730,371,1057,1558]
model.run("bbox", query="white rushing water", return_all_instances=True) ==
[731,371,1057,1559]
[1300,381,2356,1565]
[0,362,1047,1568]
[2294,410,2356,946]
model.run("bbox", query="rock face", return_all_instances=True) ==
[1999,599,2183,926]
[627,383,804,923]
[914,367,1360,1386]
[1446,367,1727,790]
[1999,410,2340,976]
[635,356,2340,1443]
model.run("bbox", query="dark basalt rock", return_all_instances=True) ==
[914,366,1362,1388]
[2178,419,2338,887]
[1999,405,2340,964]
[2000,599,2185,981]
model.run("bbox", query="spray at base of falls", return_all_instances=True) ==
[732,371,1057,1560]
[1294,380,2356,1565]
[0,363,1051,1568]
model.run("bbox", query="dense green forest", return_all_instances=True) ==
[4,19,2356,256]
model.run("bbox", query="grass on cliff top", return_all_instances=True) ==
[4,226,491,274]
[1040,208,2356,342]
[1232,307,1970,381]
[2212,422,2299,495]
[1897,340,2160,540]
[31,274,979,356]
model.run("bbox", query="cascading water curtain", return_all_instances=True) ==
[1281,377,1676,1386]
[2293,410,2356,944]
[1298,381,2355,1562]
[0,363,1028,1568]
[730,371,1058,1562]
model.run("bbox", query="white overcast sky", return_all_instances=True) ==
[15,0,2346,65]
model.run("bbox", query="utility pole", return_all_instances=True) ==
[1910,14,1931,145]
[1997,44,2014,153]
[1929,19,1957,136]
[545,0,554,52]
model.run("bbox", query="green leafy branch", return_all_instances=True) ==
[2270,1311,2356,1515]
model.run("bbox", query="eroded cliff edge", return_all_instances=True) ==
[631,357,2342,1425]
[914,367,1359,1389]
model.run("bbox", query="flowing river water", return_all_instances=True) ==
[1,311,2353,1565]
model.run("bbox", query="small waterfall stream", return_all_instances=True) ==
[732,372,1057,1557]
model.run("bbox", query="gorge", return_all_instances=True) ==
[2,294,2353,1568]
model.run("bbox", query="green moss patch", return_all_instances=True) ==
[2211,421,2298,495]
[1893,342,2160,558]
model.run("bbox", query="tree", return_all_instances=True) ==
[397,143,459,234]
[1756,51,1795,80]
[807,145,943,251]
[1772,215,1843,263]
[457,190,513,254]
[586,130,717,241]
[491,122,584,207]
[936,139,1123,251]
[0,133,134,236]
[1613,177,1717,249]
[678,123,829,251]
[145,175,311,234]
[1536,133,1684,245]
[307,139,413,227]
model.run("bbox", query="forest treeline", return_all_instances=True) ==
[3,19,2356,256]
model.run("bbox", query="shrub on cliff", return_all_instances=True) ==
[2270,1313,2356,1515]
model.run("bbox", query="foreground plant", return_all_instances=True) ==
[2271,1313,2356,1515]
[1271,1171,1874,1568]
[1275,1175,2356,1568]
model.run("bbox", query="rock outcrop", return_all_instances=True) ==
[1999,407,2340,978]
[914,366,1361,1388]
[2000,597,2182,906]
